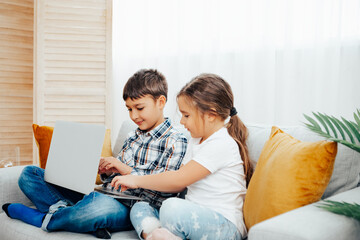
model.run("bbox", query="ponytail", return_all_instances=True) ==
[227,115,253,187]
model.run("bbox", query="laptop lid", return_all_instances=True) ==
[44,121,106,195]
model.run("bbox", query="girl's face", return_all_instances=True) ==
[178,96,205,139]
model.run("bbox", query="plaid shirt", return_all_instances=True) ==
[104,118,187,208]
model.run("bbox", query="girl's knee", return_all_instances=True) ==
[159,198,185,224]
[130,201,158,223]
[161,198,184,214]
[131,201,150,215]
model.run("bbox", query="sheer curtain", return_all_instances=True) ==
[112,0,360,136]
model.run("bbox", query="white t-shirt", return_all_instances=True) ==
[183,127,247,237]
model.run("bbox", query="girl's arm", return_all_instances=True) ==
[111,160,211,193]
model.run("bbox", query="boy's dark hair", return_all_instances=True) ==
[123,69,168,101]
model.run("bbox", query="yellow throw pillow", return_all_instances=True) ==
[32,124,112,185]
[243,126,337,230]
[32,124,53,169]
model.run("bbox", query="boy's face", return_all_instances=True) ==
[125,95,166,132]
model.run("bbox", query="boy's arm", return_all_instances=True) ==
[131,136,187,176]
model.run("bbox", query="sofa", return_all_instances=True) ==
[0,121,359,240]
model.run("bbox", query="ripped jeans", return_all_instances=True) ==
[18,165,132,233]
[130,198,242,240]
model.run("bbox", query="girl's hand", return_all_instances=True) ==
[98,157,121,174]
[111,175,139,191]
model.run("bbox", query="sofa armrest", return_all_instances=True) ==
[0,166,32,213]
[248,187,360,240]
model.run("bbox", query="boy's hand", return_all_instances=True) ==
[98,157,133,175]
[98,157,120,175]
[111,175,139,191]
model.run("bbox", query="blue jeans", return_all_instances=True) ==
[19,166,132,233]
[131,198,242,240]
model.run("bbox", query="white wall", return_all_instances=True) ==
[112,0,360,142]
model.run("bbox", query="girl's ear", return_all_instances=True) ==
[206,108,218,122]
[157,95,167,110]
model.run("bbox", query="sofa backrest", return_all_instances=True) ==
[246,123,360,199]
[113,120,360,199]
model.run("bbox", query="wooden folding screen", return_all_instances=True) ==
[34,0,112,127]
[33,0,112,164]
[0,0,34,165]
[0,0,112,166]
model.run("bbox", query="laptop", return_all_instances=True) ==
[44,120,142,200]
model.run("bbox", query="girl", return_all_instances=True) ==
[111,73,253,240]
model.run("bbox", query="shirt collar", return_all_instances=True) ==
[135,118,172,139]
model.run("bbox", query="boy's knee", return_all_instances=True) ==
[21,165,38,176]
[90,192,128,216]
[87,192,117,209]
[18,166,42,185]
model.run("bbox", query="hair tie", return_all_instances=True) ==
[230,107,237,117]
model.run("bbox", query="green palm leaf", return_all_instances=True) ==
[304,114,321,129]
[330,138,360,152]
[328,116,346,140]
[350,121,360,132]
[317,200,360,222]
[342,117,360,142]
[306,111,360,221]
[336,117,355,143]
[313,112,329,135]
[354,111,360,129]
[303,109,360,153]
[322,113,338,138]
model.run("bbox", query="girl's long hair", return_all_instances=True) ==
[177,73,253,186]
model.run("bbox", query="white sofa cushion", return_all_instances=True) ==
[0,214,138,240]
[0,165,32,208]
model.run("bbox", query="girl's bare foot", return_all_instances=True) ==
[147,228,181,240]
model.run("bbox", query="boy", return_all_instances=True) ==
[2,69,187,239]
